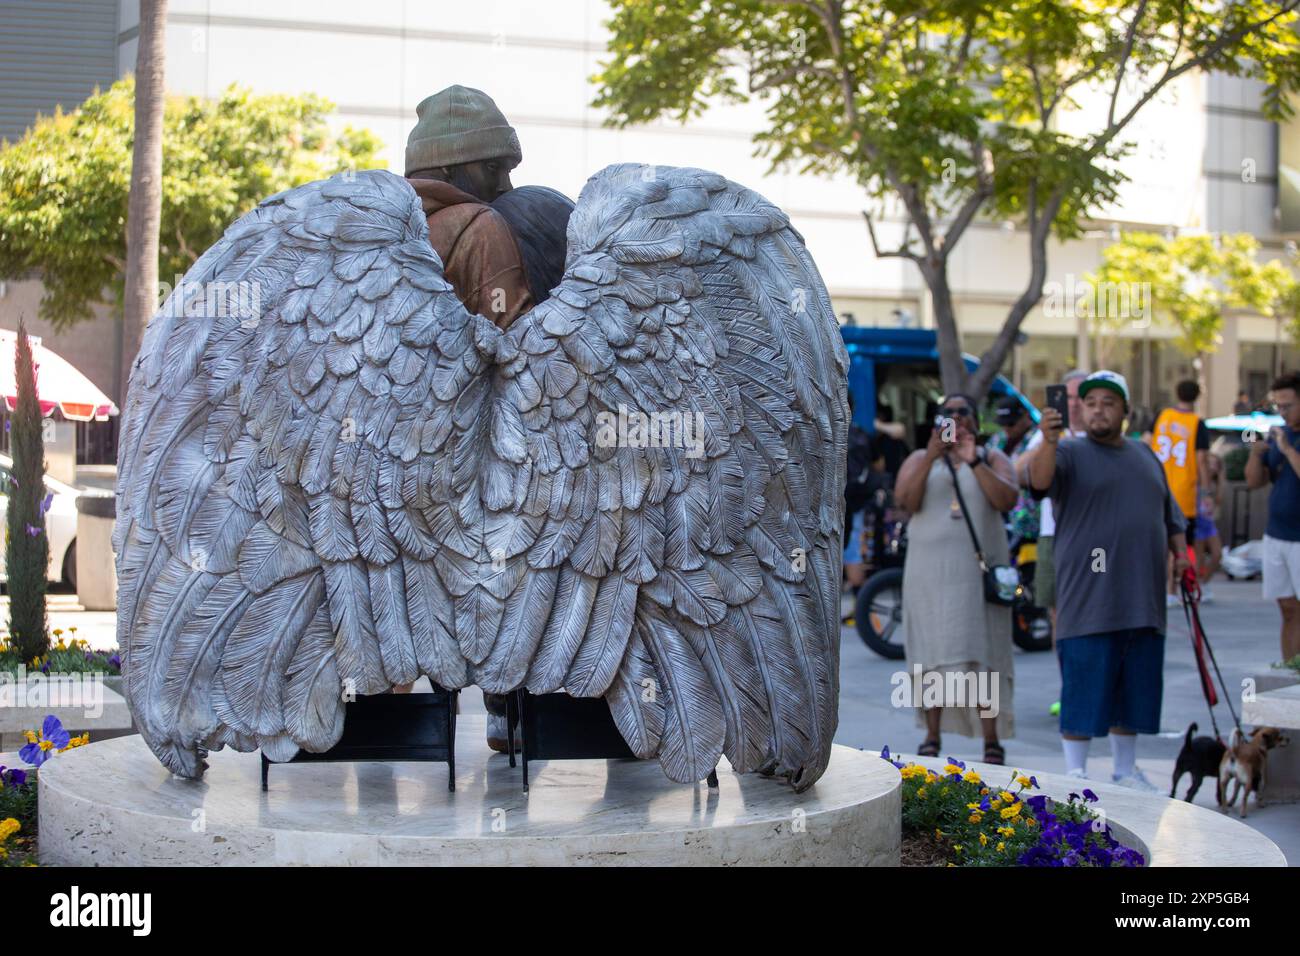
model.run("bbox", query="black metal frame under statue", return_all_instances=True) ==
[505,690,719,792]
[261,687,459,792]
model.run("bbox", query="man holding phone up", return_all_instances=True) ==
[1245,371,1300,660]
[1028,371,1189,790]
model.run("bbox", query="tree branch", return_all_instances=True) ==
[1096,1,1300,157]
[1108,0,1150,128]
[863,210,921,261]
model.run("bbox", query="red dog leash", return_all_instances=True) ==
[1179,567,1243,741]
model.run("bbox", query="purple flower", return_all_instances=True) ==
[24,523,41,537]
[38,492,52,516]
[1082,788,1099,802]
[946,756,966,769]
[1026,794,1050,813]
[18,714,71,767]
[0,765,27,787]
[877,744,905,769]
[106,653,121,672]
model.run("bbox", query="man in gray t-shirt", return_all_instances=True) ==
[1028,370,1188,793]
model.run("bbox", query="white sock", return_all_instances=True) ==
[1110,733,1137,778]
[1062,738,1090,774]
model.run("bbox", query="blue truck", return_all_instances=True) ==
[840,325,1037,440]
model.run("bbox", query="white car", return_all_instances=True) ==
[0,454,103,588]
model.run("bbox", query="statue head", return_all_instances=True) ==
[405,85,522,201]
[491,186,575,303]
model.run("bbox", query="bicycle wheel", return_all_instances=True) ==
[854,567,906,659]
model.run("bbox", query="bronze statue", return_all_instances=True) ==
[114,87,849,791]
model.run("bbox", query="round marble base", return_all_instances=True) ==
[38,716,900,866]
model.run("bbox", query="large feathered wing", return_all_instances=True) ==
[115,165,847,790]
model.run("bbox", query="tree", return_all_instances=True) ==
[122,0,168,384]
[592,0,1300,397]
[6,322,49,664]
[1087,231,1296,365]
[0,80,384,333]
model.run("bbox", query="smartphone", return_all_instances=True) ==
[1044,385,1068,429]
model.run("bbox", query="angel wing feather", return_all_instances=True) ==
[116,164,848,790]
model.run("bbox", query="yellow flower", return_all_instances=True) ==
[900,764,928,780]
[1016,775,1034,788]
[989,797,1002,809]
[979,832,989,847]
[38,739,54,752]
[52,629,63,638]
[968,812,982,824]
[0,818,20,841]
[966,802,982,810]
[953,844,963,854]
[917,787,927,799]
[943,763,964,775]
[999,791,1015,803]
[22,730,37,744]
[998,826,1015,837]
[1000,803,1023,819]
[963,770,982,784]
[926,771,939,783]
[60,732,90,752]
[997,842,1006,852]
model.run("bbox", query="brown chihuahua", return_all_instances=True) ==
[1218,726,1290,818]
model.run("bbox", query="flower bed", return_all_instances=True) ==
[0,629,121,678]
[0,715,91,867]
[880,747,1145,867]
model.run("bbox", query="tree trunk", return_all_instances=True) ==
[120,0,168,395]
[924,261,968,396]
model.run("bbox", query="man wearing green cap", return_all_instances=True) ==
[397,87,532,752]
[1028,370,1188,793]
[403,85,533,330]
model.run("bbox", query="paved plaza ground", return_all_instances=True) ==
[833,575,1300,865]
[7,575,1297,866]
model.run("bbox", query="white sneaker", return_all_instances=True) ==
[1199,587,1215,604]
[1112,767,1160,794]
[1165,593,1181,608]
[1066,768,1088,779]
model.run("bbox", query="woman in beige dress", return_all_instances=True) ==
[894,395,1019,764]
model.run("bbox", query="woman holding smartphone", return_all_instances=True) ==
[894,394,1020,763]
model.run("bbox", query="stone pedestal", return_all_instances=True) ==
[1244,683,1300,804]
[39,717,901,866]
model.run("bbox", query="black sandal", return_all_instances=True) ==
[917,738,941,758]
[983,742,1005,765]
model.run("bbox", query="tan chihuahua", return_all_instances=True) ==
[1218,726,1290,818]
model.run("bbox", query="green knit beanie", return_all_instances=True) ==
[404,86,522,175]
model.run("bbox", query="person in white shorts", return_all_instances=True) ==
[1246,371,1300,660]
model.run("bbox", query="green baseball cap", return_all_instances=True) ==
[1078,369,1130,408]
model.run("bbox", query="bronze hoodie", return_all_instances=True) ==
[406,178,533,329]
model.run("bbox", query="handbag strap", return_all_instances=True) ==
[941,454,989,572]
